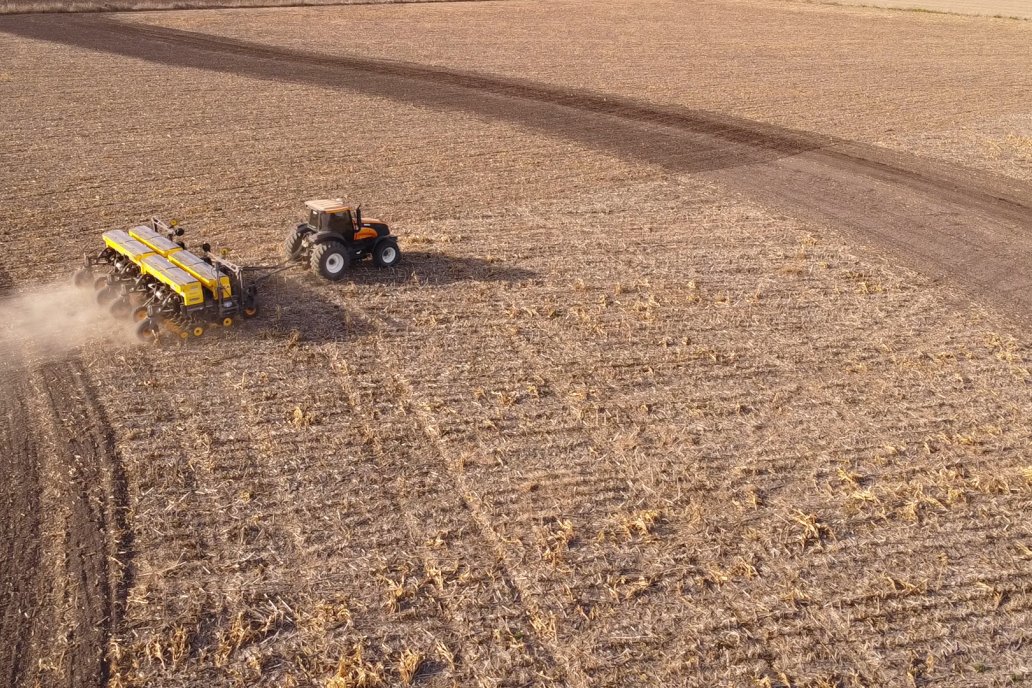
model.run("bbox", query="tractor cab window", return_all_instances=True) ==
[328,210,354,235]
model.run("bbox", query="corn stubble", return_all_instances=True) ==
[3,2,1032,686]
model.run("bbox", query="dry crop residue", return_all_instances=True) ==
[1,1,1032,686]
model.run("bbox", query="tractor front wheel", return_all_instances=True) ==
[284,228,306,261]
[372,240,401,268]
[311,242,349,281]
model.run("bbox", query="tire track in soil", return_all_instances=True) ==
[357,312,688,684]
[34,361,130,688]
[0,351,131,688]
[385,367,594,688]
[329,349,583,685]
[0,366,45,688]
[2,13,1030,324]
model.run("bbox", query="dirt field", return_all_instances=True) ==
[0,0,470,17]
[805,0,1032,20]
[1,1,1032,687]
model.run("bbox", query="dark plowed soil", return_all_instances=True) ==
[1,14,1030,323]
[0,368,45,688]
[0,355,129,688]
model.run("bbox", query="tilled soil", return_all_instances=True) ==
[0,0,473,16]
[806,0,1032,20]
[1,2,1032,687]
[0,366,44,688]
[3,14,1031,323]
[0,353,129,688]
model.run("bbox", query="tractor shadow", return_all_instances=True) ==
[239,276,375,345]
[345,251,538,287]
[233,252,535,345]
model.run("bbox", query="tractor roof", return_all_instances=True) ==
[305,198,350,214]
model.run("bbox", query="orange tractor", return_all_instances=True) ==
[284,199,401,280]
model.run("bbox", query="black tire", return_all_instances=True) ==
[109,297,132,319]
[73,269,91,288]
[372,239,401,268]
[284,228,306,261]
[310,241,349,281]
[97,286,118,305]
[135,318,159,343]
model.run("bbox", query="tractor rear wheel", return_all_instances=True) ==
[284,228,306,261]
[372,240,401,268]
[311,242,349,281]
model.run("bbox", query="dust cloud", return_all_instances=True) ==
[0,282,137,363]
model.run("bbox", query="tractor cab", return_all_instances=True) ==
[305,199,360,239]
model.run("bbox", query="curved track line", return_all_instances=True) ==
[0,14,1030,319]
